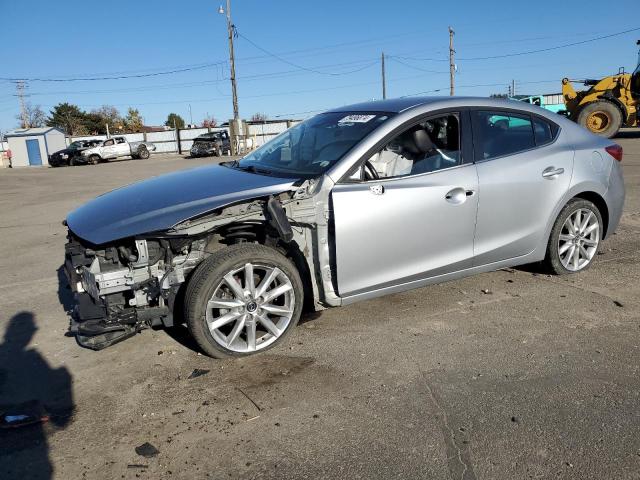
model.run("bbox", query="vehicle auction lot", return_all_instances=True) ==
[1,139,640,479]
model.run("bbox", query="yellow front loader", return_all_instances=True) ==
[561,40,640,138]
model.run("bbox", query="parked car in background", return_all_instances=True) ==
[49,139,102,167]
[190,131,230,158]
[64,97,624,358]
[79,136,156,165]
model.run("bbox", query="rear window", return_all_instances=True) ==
[533,117,558,146]
[473,111,535,160]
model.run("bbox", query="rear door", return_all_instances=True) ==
[114,137,130,157]
[471,110,573,265]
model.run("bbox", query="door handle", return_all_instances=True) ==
[542,166,564,179]
[445,187,469,205]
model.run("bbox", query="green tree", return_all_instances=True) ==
[82,112,107,135]
[47,103,87,135]
[124,108,144,132]
[165,113,185,129]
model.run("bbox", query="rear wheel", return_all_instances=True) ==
[184,244,304,358]
[543,199,602,274]
[577,101,622,138]
[138,147,150,159]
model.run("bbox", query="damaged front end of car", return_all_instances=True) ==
[63,174,339,350]
[64,231,208,349]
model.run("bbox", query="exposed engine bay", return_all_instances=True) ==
[64,180,337,350]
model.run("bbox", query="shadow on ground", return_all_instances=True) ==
[0,312,74,480]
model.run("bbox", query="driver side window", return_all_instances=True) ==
[362,113,461,181]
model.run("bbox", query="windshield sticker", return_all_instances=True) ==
[338,114,376,124]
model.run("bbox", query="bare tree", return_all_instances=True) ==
[202,116,217,128]
[17,103,47,128]
[250,112,268,122]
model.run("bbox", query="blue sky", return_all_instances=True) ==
[0,0,638,133]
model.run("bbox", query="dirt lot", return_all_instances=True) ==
[1,139,639,480]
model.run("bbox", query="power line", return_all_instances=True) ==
[237,31,379,76]
[457,26,640,60]
[0,62,225,83]
[388,57,449,74]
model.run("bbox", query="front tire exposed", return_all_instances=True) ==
[184,244,304,358]
[88,154,100,165]
[543,198,602,275]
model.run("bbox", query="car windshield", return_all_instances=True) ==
[233,111,393,178]
[68,141,85,150]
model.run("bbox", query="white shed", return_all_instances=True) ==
[5,127,67,167]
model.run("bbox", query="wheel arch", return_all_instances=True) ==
[572,191,610,238]
[207,220,316,312]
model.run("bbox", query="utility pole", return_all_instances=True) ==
[220,0,239,122]
[188,103,193,126]
[448,27,455,96]
[511,79,516,97]
[381,52,387,99]
[15,80,28,128]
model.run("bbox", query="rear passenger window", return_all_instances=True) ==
[473,111,535,160]
[533,117,557,146]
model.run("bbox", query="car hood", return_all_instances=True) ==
[66,164,297,245]
[52,148,75,156]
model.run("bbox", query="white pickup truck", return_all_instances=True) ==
[79,136,156,165]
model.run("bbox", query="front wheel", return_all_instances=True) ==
[88,154,100,165]
[184,244,304,358]
[577,101,622,138]
[543,199,602,274]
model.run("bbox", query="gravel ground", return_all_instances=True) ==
[0,137,639,480]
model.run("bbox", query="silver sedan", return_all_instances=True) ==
[65,97,625,357]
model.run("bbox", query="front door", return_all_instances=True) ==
[26,139,42,165]
[101,139,117,158]
[331,111,479,297]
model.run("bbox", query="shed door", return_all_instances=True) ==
[26,139,42,165]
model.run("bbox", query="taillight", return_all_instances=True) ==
[605,144,623,162]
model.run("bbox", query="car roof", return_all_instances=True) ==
[326,96,558,115]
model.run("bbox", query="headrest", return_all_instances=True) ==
[400,128,434,157]
[413,129,434,153]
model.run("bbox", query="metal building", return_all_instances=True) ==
[5,127,66,167]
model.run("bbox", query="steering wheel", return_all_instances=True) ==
[363,161,380,180]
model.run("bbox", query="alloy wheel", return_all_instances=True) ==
[205,263,295,353]
[558,208,600,272]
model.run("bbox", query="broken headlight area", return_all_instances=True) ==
[64,231,207,350]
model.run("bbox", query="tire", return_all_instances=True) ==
[577,101,623,138]
[88,154,100,165]
[543,198,603,275]
[138,147,150,159]
[184,244,304,358]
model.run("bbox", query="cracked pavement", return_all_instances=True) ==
[0,137,639,480]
